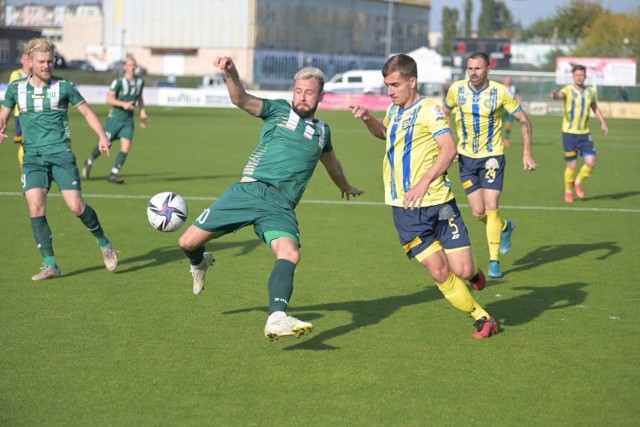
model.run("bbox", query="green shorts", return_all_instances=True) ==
[104,116,135,141]
[22,149,82,192]
[193,181,300,246]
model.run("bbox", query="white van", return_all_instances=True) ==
[199,74,227,89]
[324,70,384,94]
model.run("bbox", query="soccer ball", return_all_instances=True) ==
[147,192,188,232]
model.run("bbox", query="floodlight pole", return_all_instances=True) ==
[385,0,394,58]
[121,28,126,60]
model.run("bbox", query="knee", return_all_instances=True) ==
[70,203,85,216]
[472,211,485,220]
[423,262,450,284]
[280,249,300,265]
[178,234,198,251]
[452,264,474,280]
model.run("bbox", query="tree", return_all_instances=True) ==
[573,10,640,59]
[553,0,604,42]
[522,17,558,41]
[478,0,497,37]
[440,7,460,57]
[478,0,515,37]
[463,0,473,37]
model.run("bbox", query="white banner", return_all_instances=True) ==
[555,57,637,86]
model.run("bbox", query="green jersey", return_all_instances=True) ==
[243,99,333,206]
[2,76,85,155]
[106,76,145,121]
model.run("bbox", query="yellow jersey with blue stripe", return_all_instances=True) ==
[381,97,454,208]
[445,79,521,159]
[559,84,596,135]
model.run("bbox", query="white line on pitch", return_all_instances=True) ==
[1,191,639,214]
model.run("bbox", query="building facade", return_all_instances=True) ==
[104,0,432,87]
[3,0,432,87]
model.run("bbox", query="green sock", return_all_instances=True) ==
[89,146,102,161]
[31,216,56,262]
[78,205,107,245]
[44,256,58,269]
[183,246,205,266]
[267,259,296,314]
[112,152,128,174]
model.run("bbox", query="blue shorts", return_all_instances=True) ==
[458,154,506,195]
[392,199,471,260]
[563,132,595,160]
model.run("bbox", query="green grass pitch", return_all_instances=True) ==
[1,105,639,426]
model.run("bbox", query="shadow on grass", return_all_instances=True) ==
[224,286,443,351]
[63,239,262,276]
[505,241,620,275]
[224,281,590,350]
[82,172,237,183]
[580,191,640,201]
[484,282,588,328]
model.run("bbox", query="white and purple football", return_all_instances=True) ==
[147,192,188,232]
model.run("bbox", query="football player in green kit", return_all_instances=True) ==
[82,56,148,184]
[178,56,364,341]
[0,38,118,280]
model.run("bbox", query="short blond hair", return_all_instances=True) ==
[295,67,325,91]
[24,38,56,58]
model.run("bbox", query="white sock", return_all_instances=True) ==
[267,311,286,323]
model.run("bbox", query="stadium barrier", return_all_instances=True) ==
[1,85,638,119]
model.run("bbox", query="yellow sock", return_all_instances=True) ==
[564,167,576,191]
[486,210,502,261]
[18,144,24,169]
[436,272,490,321]
[576,165,592,184]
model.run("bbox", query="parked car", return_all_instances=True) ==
[324,70,384,94]
[153,80,177,88]
[198,73,226,89]
[67,60,95,71]
[107,60,148,76]
[54,53,67,69]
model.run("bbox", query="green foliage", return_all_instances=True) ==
[463,0,473,37]
[478,0,515,38]
[440,7,460,56]
[1,107,639,425]
[541,48,568,72]
[553,0,604,42]
[522,17,559,41]
[573,10,640,59]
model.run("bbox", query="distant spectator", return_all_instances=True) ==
[617,87,629,102]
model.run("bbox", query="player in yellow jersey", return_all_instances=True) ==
[351,54,498,339]
[8,53,31,177]
[443,52,537,279]
[551,64,608,203]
